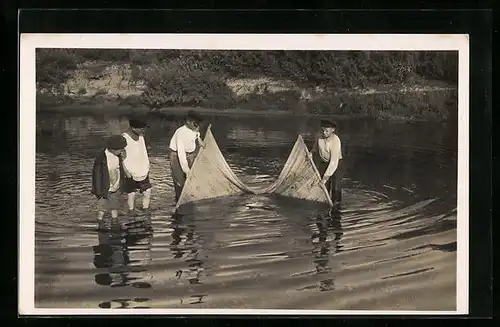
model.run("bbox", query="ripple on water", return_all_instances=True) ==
[34,115,457,310]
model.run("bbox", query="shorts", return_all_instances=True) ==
[122,175,152,194]
[97,192,123,211]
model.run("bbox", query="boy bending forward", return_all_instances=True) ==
[169,110,205,202]
[91,135,127,223]
[122,117,152,214]
[311,119,345,210]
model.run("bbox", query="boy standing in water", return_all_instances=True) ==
[91,135,127,224]
[311,119,344,211]
[169,110,205,202]
[121,117,152,214]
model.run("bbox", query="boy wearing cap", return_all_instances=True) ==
[310,119,344,210]
[121,117,152,214]
[169,110,205,202]
[91,135,127,223]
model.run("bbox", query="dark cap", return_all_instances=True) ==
[320,119,337,128]
[186,110,203,124]
[129,116,148,128]
[107,135,127,150]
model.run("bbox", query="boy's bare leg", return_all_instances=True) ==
[97,210,108,230]
[142,188,151,210]
[111,210,118,219]
[127,192,136,211]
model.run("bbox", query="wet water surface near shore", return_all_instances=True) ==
[34,112,458,310]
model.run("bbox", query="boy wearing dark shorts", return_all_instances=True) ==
[91,135,127,223]
[121,117,152,214]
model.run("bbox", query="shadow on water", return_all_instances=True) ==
[93,216,154,308]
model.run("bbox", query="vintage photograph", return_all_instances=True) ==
[19,34,469,315]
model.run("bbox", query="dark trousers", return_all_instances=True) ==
[313,154,345,204]
[169,149,197,202]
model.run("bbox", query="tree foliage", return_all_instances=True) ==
[36,48,458,89]
[36,49,458,120]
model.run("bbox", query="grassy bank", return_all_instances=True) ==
[36,49,458,121]
[37,82,457,122]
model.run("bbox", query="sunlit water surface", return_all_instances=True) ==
[34,112,458,310]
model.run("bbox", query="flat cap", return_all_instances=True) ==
[320,119,337,128]
[129,116,148,128]
[187,110,203,123]
[107,135,127,150]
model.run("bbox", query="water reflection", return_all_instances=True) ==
[98,297,151,309]
[189,294,207,304]
[92,220,153,289]
[35,113,457,210]
[310,211,343,292]
[34,112,458,309]
[170,212,205,285]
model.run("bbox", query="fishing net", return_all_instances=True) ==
[260,134,333,206]
[175,127,254,209]
[175,125,332,209]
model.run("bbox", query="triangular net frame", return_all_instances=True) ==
[175,124,332,209]
[260,134,333,206]
[175,124,255,209]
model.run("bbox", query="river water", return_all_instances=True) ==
[34,111,458,311]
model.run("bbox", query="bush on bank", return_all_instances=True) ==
[36,49,458,121]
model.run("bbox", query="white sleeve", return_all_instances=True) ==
[176,130,190,174]
[323,137,341,178]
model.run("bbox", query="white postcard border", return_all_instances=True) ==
[19,33,469,316]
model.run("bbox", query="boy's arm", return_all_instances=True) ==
[321,138,341,183]
[176,132,191,174]
[91,156,103,198]
[122,159,132,178]
[196,133,205,148]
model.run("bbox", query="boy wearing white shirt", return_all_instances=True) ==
[311,119,345,210]
[169,110,205,202]
[91,135,127,226]
[122,117,152,214]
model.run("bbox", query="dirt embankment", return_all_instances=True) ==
[37,62,458,122]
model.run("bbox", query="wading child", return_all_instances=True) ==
[169,110,205,202]
[311,119,344,210]
[121,117,152,214]
[91,135,127,223]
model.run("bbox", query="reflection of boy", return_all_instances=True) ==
[93,229,153,288]
[91,135,127,223]
[121,117,152,214]
[168,110,205,202]
[310,119,344,209]
[93,230,130,287]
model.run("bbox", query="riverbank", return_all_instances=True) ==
[36,83,458,122]
[36,49,458,122]
[37,101,352,120]
[36,101,445,123]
